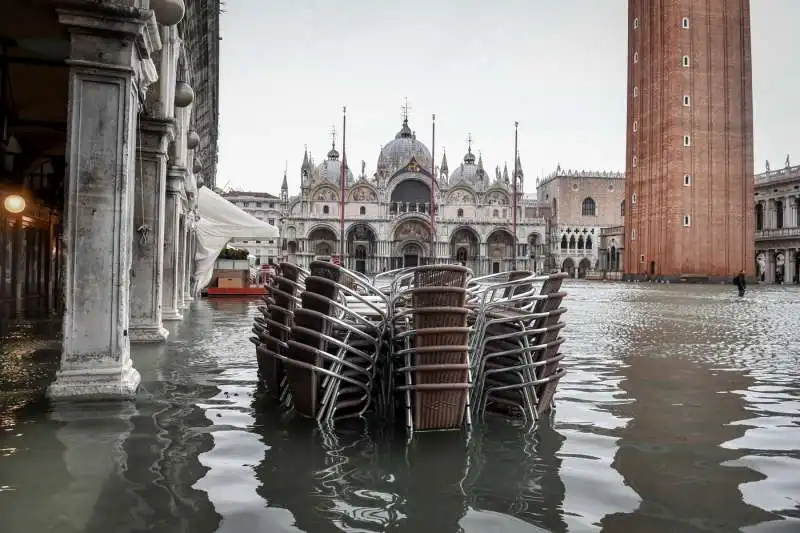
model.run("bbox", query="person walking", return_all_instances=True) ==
[733,270,747,297]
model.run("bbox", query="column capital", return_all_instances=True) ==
[167,165,187,196]
[138,118,176,157]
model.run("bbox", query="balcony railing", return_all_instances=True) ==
[755,227,800,240]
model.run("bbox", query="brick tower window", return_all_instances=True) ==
[682,17,690,29]
[683,135,692,147]
[633,86,639,97]
[683,95,691,106]
[683,215,691,227]
[632,229,637,241]
[684,174,692,186]
[632,155,638,167]
[634,17,640,29]
[682,55,691,67]
[632,193,637,204]
[582,197,597,216]
[634,51,639,63]
[633,120,638,132]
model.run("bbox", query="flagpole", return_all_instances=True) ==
[512,121,519,270]
[430,113,437,262]
[339,106,347,262]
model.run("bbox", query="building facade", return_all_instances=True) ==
[221,191,282,264]
[536,167,626,278]
[1,0,220,399]
[278,117,549,276]
[624,0,755,281]
[754,160,800,284]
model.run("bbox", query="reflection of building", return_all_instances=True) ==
[221,191,281,265]
[279,116,549,275]
[536,167,625,278]
[623,0,754,281]
[754,160,800,284]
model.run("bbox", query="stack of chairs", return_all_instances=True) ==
[259,261,389,424]
[389,265,473,439]
[250,263,307,404]
[467,271,568,427]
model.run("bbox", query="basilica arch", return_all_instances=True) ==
[450,226,480,267]
[392,218,431,268]
[346,223,378,273]
[486,228,515,274]
[307,225,338,258]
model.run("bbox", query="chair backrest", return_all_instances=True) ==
[413,264,470,288]
[309,260,342,282]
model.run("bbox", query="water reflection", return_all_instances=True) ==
[0,282,798,533]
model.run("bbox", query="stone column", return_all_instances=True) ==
[176,213,187,309]
[130,119,175,343]
[162,168,185,321]
[183,222,195,302]
[49,8,160,400]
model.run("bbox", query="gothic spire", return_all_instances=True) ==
[440,149,449,175]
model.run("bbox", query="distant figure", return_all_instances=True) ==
[733,270,747,297]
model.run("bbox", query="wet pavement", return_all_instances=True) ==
[0,281,799,533]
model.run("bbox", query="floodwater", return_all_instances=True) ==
[1,281,799,533]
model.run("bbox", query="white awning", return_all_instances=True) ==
[194,187,279,290]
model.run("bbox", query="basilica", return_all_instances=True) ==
[277,117,550,276]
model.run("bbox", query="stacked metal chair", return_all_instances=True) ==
[389,265,474,439]
[260,261,389,424]
[250,263,307,404]
[467,271,568,427]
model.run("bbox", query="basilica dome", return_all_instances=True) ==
[377,118,432,178]
[448,148,489,187]
[313,146,354,185]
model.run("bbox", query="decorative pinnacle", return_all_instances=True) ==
[467,133,473,153]
[330,125,336,150]
[401,97,411,121]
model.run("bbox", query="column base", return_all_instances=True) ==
[47,361,141,401]
[162,309,183,321]
[129,324,169,343]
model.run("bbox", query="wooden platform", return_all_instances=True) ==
[206,287,266,297]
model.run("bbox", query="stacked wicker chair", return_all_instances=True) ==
[250,263,307,404]
[468,271,568,427]
[389,265,473,438]
[249,261,571,438]
[260,261,389,424]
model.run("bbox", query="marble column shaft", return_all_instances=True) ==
[49,8,160,400]
[130,118,175,342]
[176,213,187,309]
[162,168,186,321]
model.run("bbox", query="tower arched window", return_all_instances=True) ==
[633,51,638,63]
[682,55,691,67]
[633,86,639,98]
[359,206,366,215]
[323,205,330,215]
[582,197,597,217]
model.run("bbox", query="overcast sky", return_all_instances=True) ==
[215,0,800,194]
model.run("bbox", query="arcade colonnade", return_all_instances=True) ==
[47,2,207,400]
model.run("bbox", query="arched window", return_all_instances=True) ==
[620,200,625,216]
[492,209,499,218]
[585,236,593,250]
[582,197,597,217]
[359,206,366,215]
[560,235,568,249]
[457,208,464,218]
[569,235,576,249]
[323,205,330,215]
[577,235,585,249]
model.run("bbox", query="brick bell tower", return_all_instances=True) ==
[623,0,755,281]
